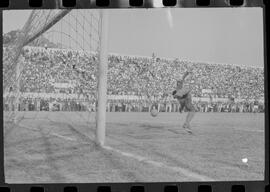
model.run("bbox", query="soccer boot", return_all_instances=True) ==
[183,122,192,134]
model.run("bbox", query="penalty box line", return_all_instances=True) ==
[103,145,214,181]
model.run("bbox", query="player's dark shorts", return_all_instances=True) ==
[177,93,196,112]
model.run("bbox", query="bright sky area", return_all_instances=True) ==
[3,8,264,67]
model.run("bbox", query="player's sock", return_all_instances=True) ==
[183,122,189,128]
[183,122,192,134]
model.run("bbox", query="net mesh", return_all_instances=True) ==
[3,10,102,124]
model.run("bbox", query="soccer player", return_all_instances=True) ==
[172,71,196,134]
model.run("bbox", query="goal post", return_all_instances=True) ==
[96,10,109,146]
[4,9,109,146]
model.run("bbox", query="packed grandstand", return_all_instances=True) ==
[3,46,265,113]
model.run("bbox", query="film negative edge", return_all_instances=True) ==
[0,0,267,9]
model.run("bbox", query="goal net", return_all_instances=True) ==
[3,9,107,145]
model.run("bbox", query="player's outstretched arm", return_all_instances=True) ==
[181,71,190,82]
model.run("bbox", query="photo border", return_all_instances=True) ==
[0,0,268,191]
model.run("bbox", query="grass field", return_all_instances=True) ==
[4,111,264,183]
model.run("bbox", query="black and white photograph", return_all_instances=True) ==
[2,7,265,183]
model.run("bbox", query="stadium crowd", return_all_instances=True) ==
[3,46,264,113]
[3,97,264,113]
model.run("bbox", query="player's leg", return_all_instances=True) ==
[184,111,195,127]
[183,95,196,133]
[179,100,185,113]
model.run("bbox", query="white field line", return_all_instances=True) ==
[234,128,264,133]
[18,125,40,132]
[19,125,77,141]
[51,132,76,141]
[103,145,214,181]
